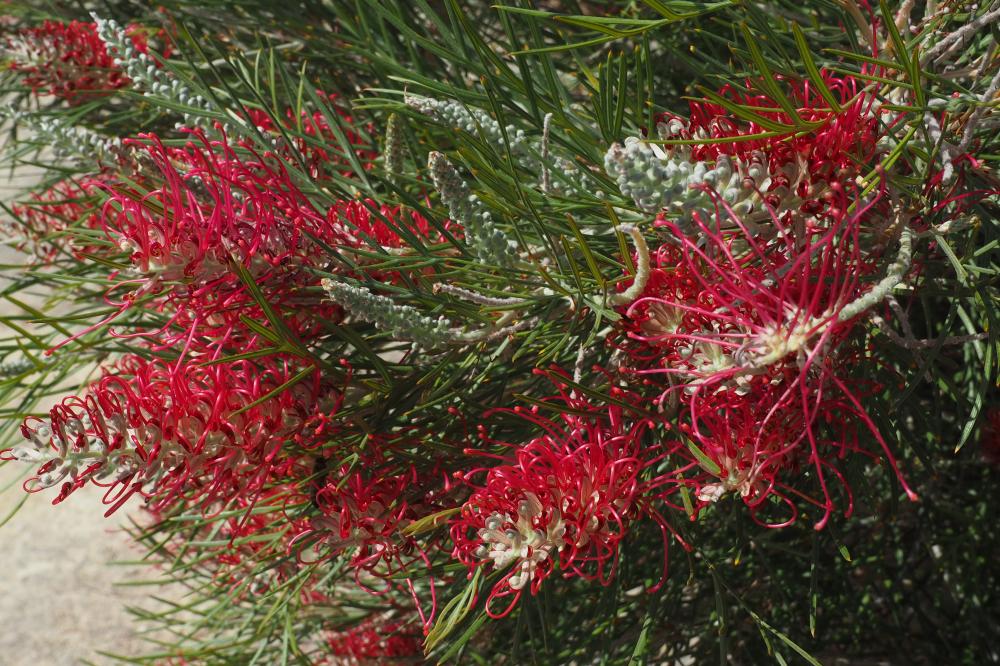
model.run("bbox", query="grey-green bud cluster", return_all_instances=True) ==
[405,94,527,154]
[428,152,517,267]
[322,278,457,348]
[408,94,588,195]
[603,137,766,224]
[2,105,121,163]
[384,112,406,181]
[91,13,240,135]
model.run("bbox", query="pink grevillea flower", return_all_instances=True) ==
[326,199,449,250]
[4,176,108,262]
[452,380,674,618]
[665,72,880,173]
[296,461,424,573]
[620,192,916,528]
[3,20,161,102]
[245,90,377,178]
[326,617,423,662]
[324,198,457,283]
[2,353,339,516]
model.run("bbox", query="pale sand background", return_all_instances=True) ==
[0,156,155,663]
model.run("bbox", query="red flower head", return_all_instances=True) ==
[6,176,108,262]
[4,20,163,102]
[655,72,889,222]
[2,353,339,516]
[451,382,672,617]
[326,617,423,662]
[618,187,916,529]
[245,90,377,178]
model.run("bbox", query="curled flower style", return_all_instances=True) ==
[1,353,338,516]
[452,385,672,617]
[3,20,163,102]
[674,73,881,176]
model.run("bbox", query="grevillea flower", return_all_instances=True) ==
[451,381,672,617]
[326,617,422,662]
[608,72,889,230]
[245,90,376,178]
[2,20,162,102]
[615,186,917,528]
[1,353,339,515]
[326,199,449,251]
[74,128,446,356]
[289,445,452,632]
[73,128,346,354]
[296,460,425,574]
[5,176,108,262]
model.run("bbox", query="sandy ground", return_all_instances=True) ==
[0,469,156,665]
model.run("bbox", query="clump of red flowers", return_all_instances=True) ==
[246,91,377,178]
[326,617,423,663]
[3,20,164,102]
[2,353,339,516]
[451,380,672,616]
[614,98,918,528]
[655,71,889,223]
[5,176,108,262]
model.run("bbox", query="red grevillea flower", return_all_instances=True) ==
[72,128,346,355]
[452,381,673,617]
[3,20,160,102]
[326,199,448,250]
[1,353,339,516]
[654,72,890,222]
[5,176,108,262]
[663,72,881,178]
[326,617,423,662]
[246,90,377,178]
[982,406,1000,467]
[619,191,916,528]
[289,447,451,631]
[295,460,424,574]
[71,128,445,356]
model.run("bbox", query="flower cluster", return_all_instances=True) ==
[246,91,376,178]
[606,73,885,228]
[326,617,423,663]
[451,386,671,616]
[3,354,337,515]
[609,76,919,529]
[3,119,458,635]
[4,177,107,262]
[3,20,162,102]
